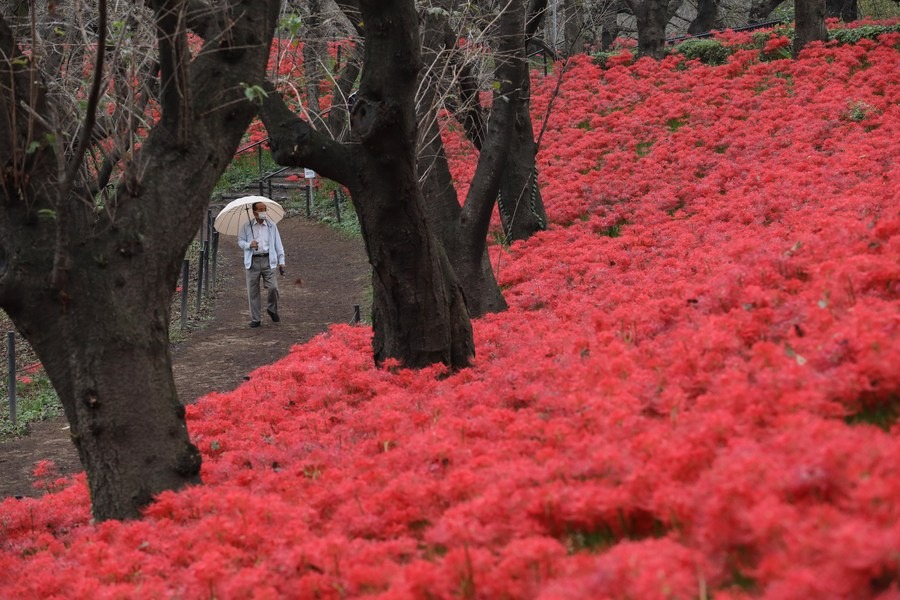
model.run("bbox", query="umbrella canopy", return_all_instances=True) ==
[214,196,284,236]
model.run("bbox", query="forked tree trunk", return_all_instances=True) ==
[418,92,507,317]
[418,12,507,317]
[262,0,475,369]
[424,5,547,245]
[351,1,473,367]
[600,1,622,51]
[0,1,279,520]
[794,0,827,56]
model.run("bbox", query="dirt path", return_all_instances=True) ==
[0,215,370,498]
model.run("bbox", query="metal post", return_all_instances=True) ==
[206,208,212,242]
[195,249,204,315]
[181,259,189,329]
[257,144,263,179]
[353,304,361,324]
[543,52,548,77]
[306,181,312,218]
[257,144,264,195]
[333,189,341,224]
[202,241,210,299]
[267,178,273,199]
[211,231,219,286]
[7,332,16,427]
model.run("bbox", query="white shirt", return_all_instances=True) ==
[250,219,271,253]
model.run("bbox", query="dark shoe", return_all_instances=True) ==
[249,321,261,328]
[267,309,280,323]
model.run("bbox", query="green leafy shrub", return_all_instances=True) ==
[673,39,731,65]
[830,23,900,44]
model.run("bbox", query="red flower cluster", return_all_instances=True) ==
[1,32,898,599]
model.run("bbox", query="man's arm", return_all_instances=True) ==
[273,225,286,267]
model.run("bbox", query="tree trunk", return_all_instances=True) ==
[563,0,587,54]
[418,91,508,317]
[631,0,670,59]
[688,0,720,34]
[352,1,473,368]
[418,10,507,317]
[825,0,857,21]
[749,0,786,22]
[794,0,827,56]
[600,0,623,50]
[262,0,475,369]
[0,1,279,521]
[497,100,548,243]
[434,3,548,245]
[11,260,201,519]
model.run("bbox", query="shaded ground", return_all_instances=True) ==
[0,215,370,499]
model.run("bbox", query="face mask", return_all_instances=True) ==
[255,211,267,221]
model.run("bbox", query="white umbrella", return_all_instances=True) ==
[214,196,284,236]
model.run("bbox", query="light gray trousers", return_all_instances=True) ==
[246,255,279,323]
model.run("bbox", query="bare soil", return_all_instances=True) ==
[0,215,370,499]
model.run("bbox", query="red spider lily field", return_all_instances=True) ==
[1,31,899,599]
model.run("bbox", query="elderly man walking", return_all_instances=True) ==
[237,201,286,327]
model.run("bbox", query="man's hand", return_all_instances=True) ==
[250,240,259,250]
[278,265,285,276]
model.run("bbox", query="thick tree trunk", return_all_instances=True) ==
[0,1,279,521]
[418,94,507,317]
[688,0,720,34]
[631,0,671,59]
[794,0,827,56]
[825,0,857,21]
[351,1,473,368]
[600,0,623,50]
[263,0,475,368]
[11,263,200,519]
[563,0,587,54]
[418,11,507,317]
[497,101,547,243]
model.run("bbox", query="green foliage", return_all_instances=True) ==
[280,14,303,37]
[241,83,269,105]
[666,116,689,132]
[0,372,62,438]
[290,180,362,239]
[830,24,900,44]
[666,22,899,70]
[212,150,279,199]
[635,140,654,157]
[859,0,900,18]
[590,50,634,68]
[845,394,900,431]
[842,100,878,121]
[597,218,629,237]
[673,39,731,65]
